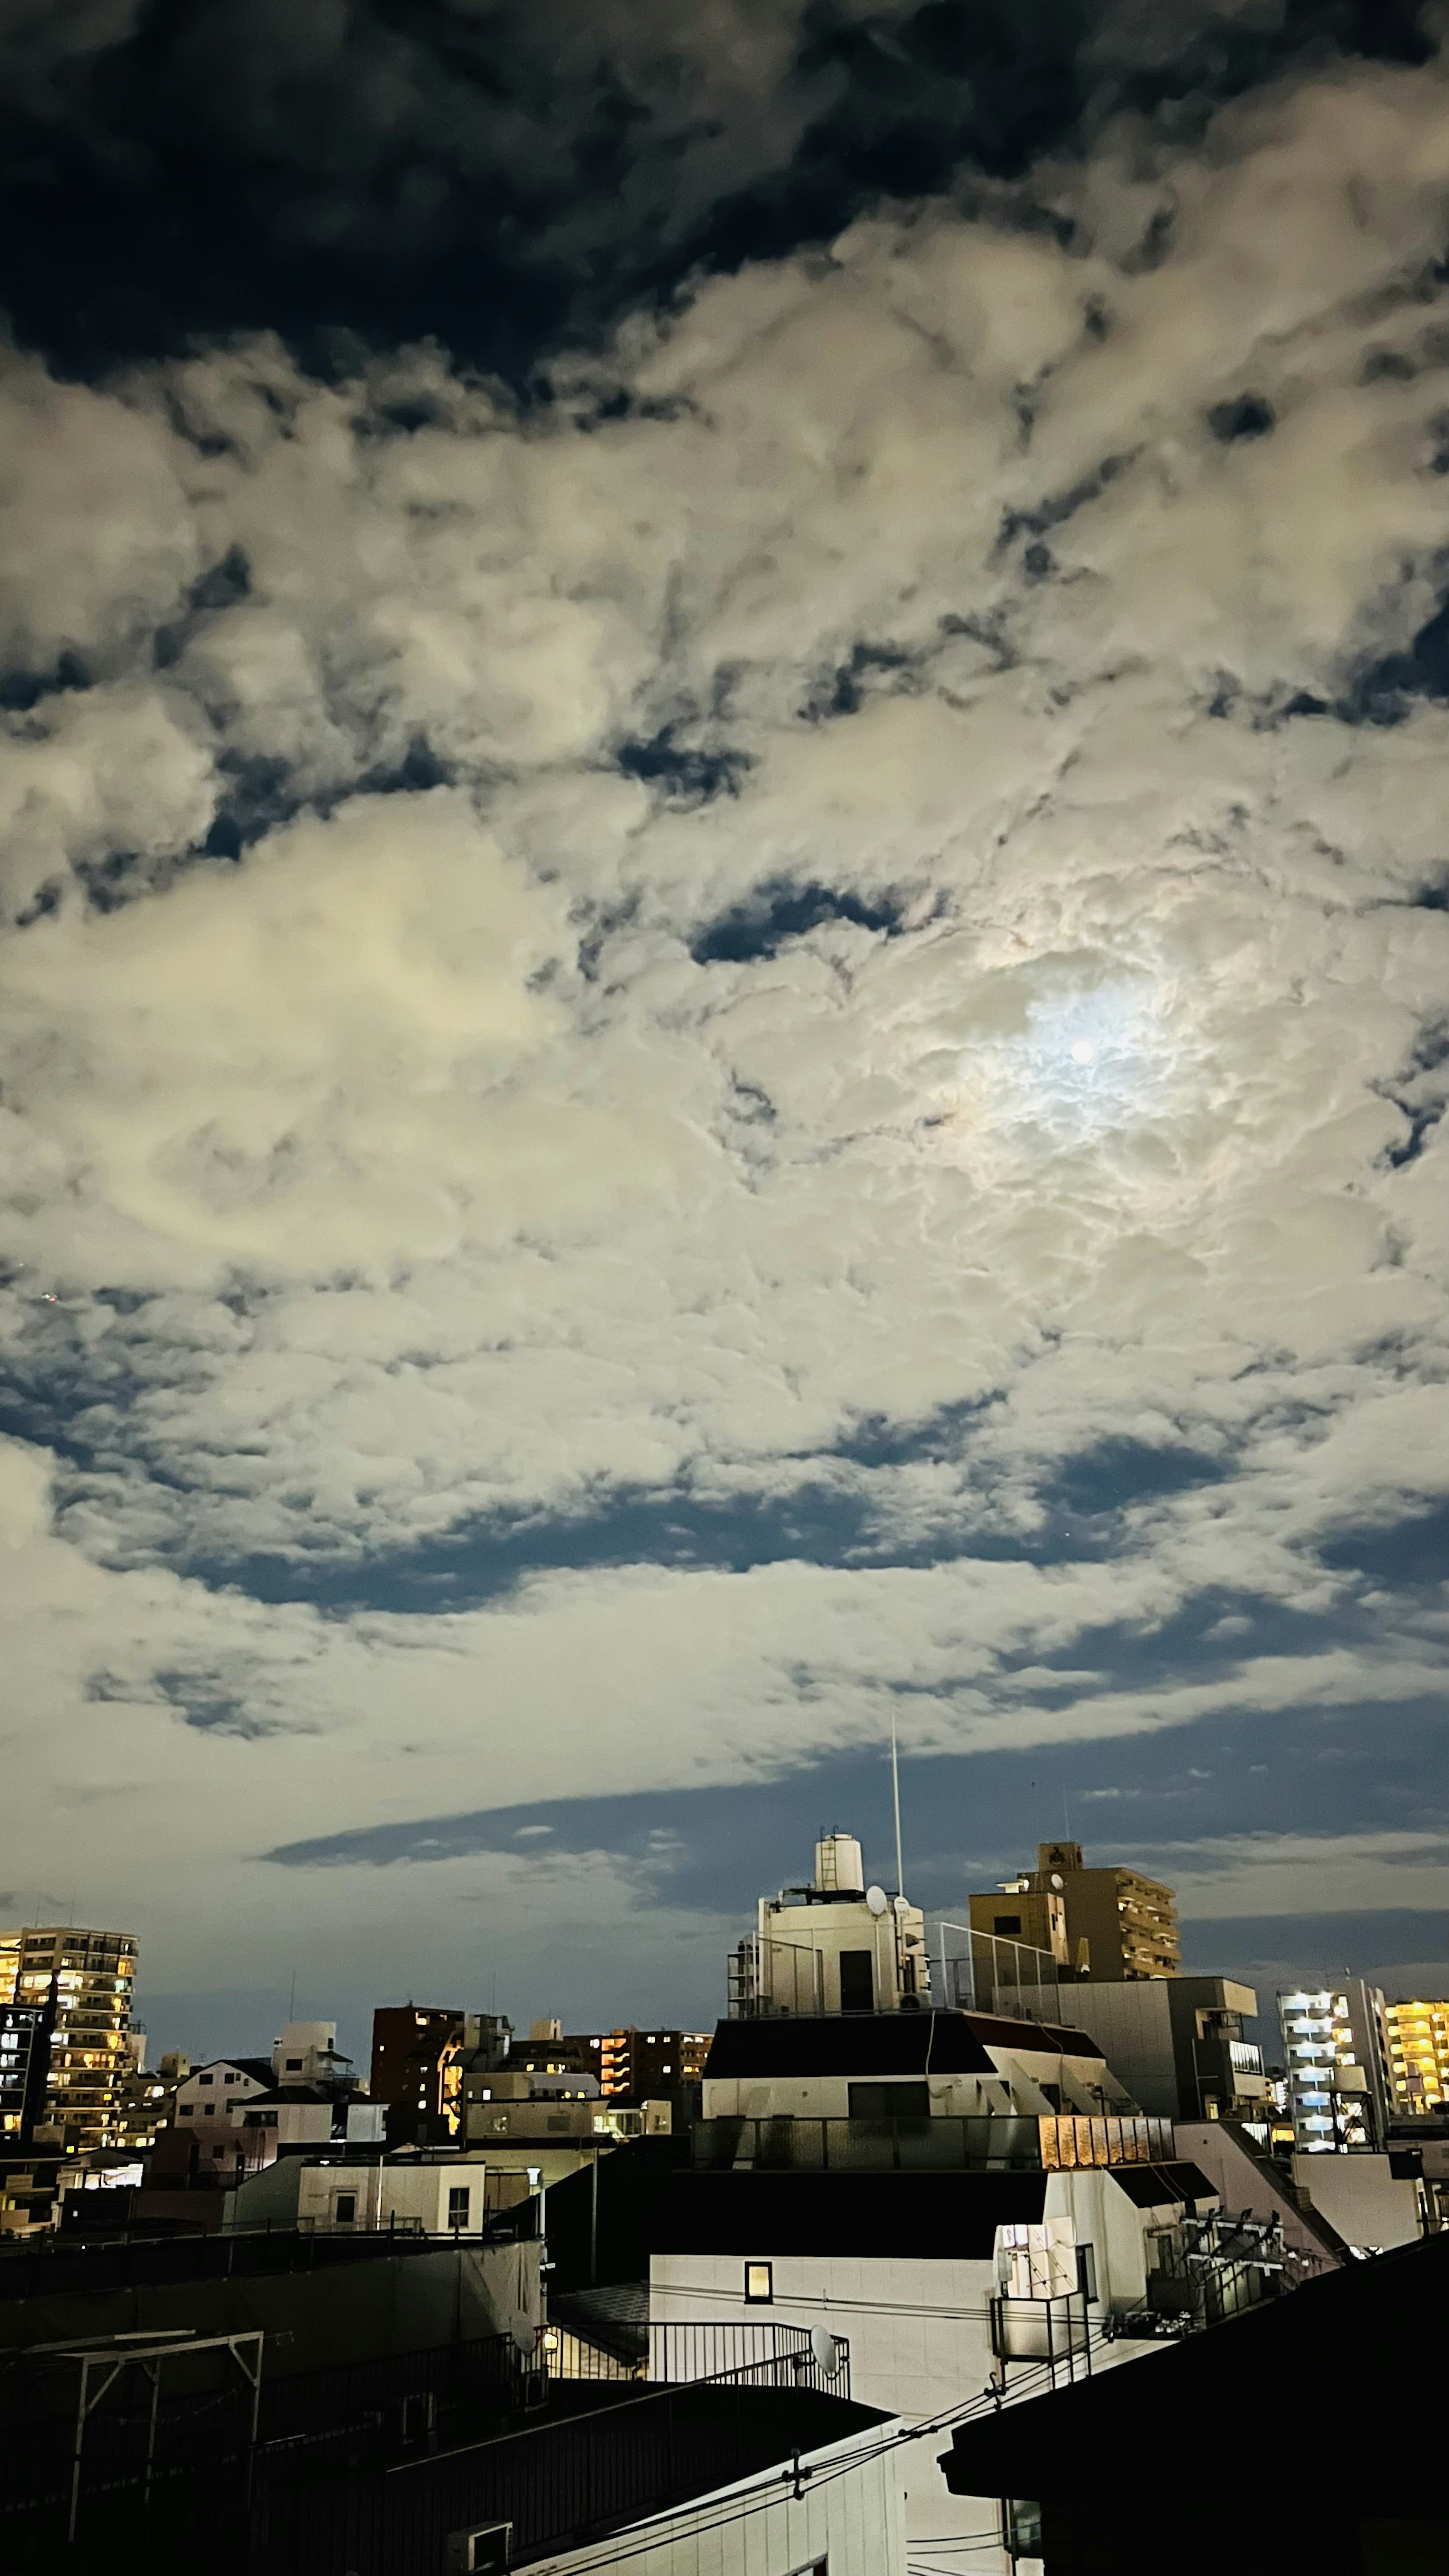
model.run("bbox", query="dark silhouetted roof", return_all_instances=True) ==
[941,2231,1449,2522]
[651,2168,1048,2257]
[1108,2161,1217,2209]
[704,2012,1106,2080]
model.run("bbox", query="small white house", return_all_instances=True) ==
[224,2147,523,2235]
[173,2056,274,2127]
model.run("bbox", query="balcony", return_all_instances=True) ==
[990,2289,1091,2371]
[691,2112,1175,2175]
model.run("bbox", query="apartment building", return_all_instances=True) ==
[369,2005,466,2138]
[967,1842,1180,1990]
[1277,1979,1389,2151]
[1061,1976,1268,2122]
[1383,1998,1449,2117]
[0,1925,138,2152]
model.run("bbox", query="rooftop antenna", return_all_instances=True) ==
[891,1711,905,1899]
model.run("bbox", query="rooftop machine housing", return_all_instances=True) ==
[729,1832,931,2018]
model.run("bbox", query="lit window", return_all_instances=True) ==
[745,2262,773,2304]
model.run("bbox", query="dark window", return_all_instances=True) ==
[1005,2501,1043,2554]
[285,2058,302,2070]
[1078,2243,1098,2302]
[838,1951,875,2012]
[849,2081,931,2122]
[744,2261,773,2303]
[994,1915,1022,1936]
[334,2192,357,2225]
[447,2186,471,2227]
[198,2072,214,2086]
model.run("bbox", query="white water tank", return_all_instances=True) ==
[814,1832,865,1893]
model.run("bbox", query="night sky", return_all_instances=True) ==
[0,0,1444,2064]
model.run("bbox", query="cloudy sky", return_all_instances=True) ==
[0,0,1445,2061]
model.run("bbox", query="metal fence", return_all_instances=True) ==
[542,2324,647,2384]
[648,2321,851,2396]
[692,2112,1173,2174]
[0,2326,540,2573]
[934,1923,1066,2021]
[693,2113,1045,2172]
[989,2290,1092,2384]
[0,2214,534,2308]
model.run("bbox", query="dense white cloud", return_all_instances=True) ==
[1129,1830,1449,1917]
[1,45,1447,1998]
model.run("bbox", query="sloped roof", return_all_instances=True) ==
[704,2010,1106,2079]
[1108,2159,1217,2210]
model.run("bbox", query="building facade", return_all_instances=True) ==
[0,2003,54,2142]
[369,2005,466,2139]
[0,1925,138,2152]
[648,2133,1220,2567]
[1382,1998,1449,2118]
[968,1842,1180,1990]
[1060,1976,1267,2122]
[1277,1979,1390,2151]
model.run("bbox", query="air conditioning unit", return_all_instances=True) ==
[445,2523,512,2573]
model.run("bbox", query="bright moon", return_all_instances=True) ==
[1069,1039,1096,1065]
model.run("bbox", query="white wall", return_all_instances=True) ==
[523,2412,907,2576]
[294,2156,494,2234]
[1289,2153,1422,2252]
[651,2250,1005,2568]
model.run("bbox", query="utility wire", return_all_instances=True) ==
[531,2328,1115,2575]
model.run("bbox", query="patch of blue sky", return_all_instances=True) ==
[179,1426,1241,1612]
[264,1690,1446,1918]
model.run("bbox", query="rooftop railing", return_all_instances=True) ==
[692,2112,1174,2174]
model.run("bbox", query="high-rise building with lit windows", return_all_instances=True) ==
[0,1925,138,2153]
[1277,1979,1389,2152]
[1382,1998,1449,2116]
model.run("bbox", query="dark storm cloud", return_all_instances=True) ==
[0,0,1435,376]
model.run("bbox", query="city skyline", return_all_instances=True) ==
[0,0,1446,2050]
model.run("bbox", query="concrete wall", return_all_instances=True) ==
[524,2413,908,2576]
[1290,2153,1423,2252]
[1057,1982,1177,2117]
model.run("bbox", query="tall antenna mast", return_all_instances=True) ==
[891,1710,905,1897]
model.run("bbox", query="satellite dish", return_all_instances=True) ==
[512,2323,539,2356]
[810,2327,842,2377]
[1050,1872,1064,1890]
[865,1885,889,1916]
